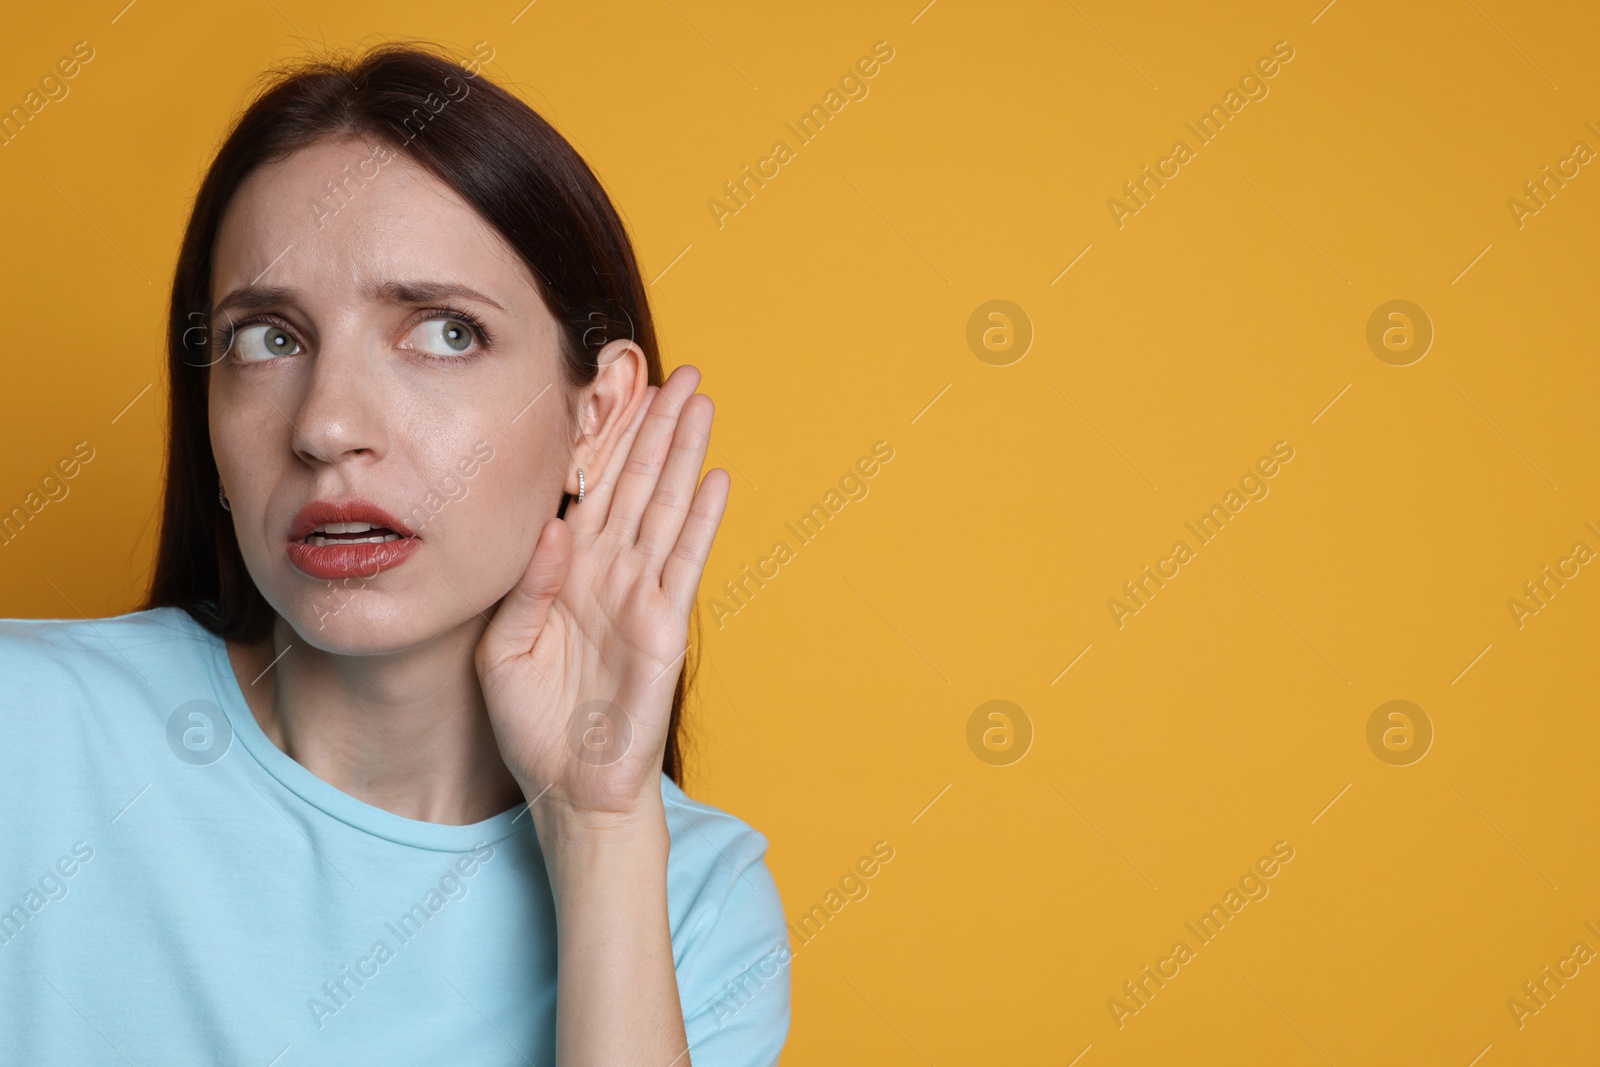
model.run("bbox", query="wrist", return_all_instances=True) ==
[530,795,671,915]
[525,786,669,849]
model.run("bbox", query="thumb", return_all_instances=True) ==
[479,517,571,670]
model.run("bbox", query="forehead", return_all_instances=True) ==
[210,136,534,308]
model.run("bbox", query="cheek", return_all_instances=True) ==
[209,383,293,544]
[418,422,564,579]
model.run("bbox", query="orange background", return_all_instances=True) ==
[3,0,1598,1062]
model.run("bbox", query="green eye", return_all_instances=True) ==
[235,323,301,362]
[410,317,478,356]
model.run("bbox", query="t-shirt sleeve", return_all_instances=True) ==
[669,806,792,1067]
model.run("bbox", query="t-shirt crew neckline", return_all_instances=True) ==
[190,609,531,853]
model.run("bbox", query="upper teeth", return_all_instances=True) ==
[308,533,401,546]
[306,520,404,547]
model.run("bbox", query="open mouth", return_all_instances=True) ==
[304,521,407,547]
[287,499,421,580]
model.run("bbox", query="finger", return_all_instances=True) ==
[636,393,714,568]
[564,382,654,539]
[662,467,730,616]
[478,517,570,671]
[604,365,701,543]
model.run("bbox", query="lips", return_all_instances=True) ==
[286,498,420,581]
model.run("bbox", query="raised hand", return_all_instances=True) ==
[475,363,728,821]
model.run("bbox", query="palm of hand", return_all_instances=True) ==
[475,366,726,817]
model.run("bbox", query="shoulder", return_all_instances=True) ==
[0,606,225,850]
[660,778,784,958]
[660,778,791,1064]
[661,777,780,941]
[0,604,207,671]
[662,777,773,882]
[0,605,218,741]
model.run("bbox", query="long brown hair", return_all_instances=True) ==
[143,40,695,784]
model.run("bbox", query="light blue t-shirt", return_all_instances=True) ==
[0,606,791,1066]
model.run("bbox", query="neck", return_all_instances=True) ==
[227,614,526,825]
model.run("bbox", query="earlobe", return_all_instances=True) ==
[563,459,586,498]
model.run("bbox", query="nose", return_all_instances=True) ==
[290,337,387,468]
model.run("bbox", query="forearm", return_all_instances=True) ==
[532,793,689,1067]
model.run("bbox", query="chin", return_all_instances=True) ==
[269,584,442,656]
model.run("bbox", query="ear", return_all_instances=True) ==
[567,337,648,496]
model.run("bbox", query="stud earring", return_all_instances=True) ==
[576,468,585,504]
[218,486,231,512]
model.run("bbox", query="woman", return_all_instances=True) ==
[0,41,790,1065]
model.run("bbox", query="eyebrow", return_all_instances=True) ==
[211,280,506,318]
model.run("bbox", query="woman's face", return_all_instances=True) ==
[207,136,620,654]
